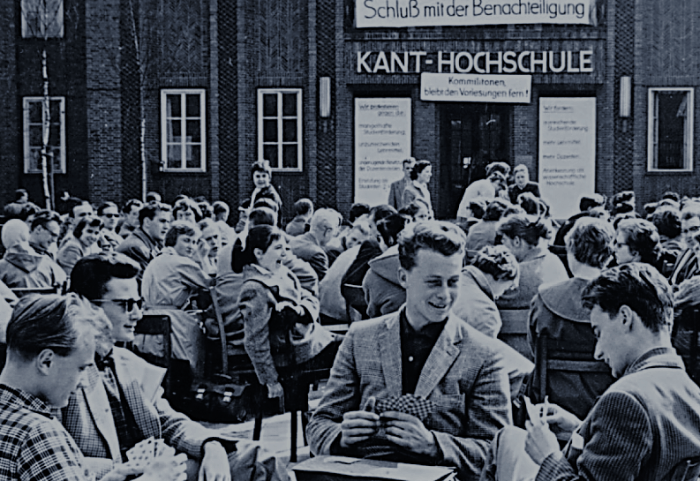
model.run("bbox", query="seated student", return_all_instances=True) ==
[496,213,568,310]
[196,218,221,276]
[289,208,342,282]
[116,202,172,281]
[236,225,337,401]
[482,263,700,481]
[67,254,289,481]
[465,199,510,259]
[285,198,314,237]
[2,293,187,481]
[361,214,411,318]
[56,216,103,277]
[139,222,211,379]
[527,217,616,420]
[452,245,519,339]
[307,221,512,481]
[324,220,372,267]
[507,165,540,204]
[173,198,203,225]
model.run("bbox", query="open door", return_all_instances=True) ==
[438,103,511,219]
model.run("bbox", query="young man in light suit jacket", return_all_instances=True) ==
[307,221,513,481]
[63,253,289,481]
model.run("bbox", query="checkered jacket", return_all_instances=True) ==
[0,384,89,481]
[306,310,513,481]
[60,347,238,477]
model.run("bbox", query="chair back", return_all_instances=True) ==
[342,283,368,323]
[668,456,700,481]
[536,333,611,403]
[134,314,172,395]
[498,308,532,360]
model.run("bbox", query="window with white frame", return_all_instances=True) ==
[161,89,206,172]
[648,88,694,172]
[23,97,66,174]
[258,89,303,171]
[21,0,64,39]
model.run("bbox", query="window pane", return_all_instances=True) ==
[283,145,298,169]
[283,119,297,142]
[49,125,61,147]
[656,91,687,169]
[283,93,297,117]
[186,120,201,142]
[49,100,61,121]
[263,94,277,117]
[186,94,200,117]
[167,145,181,169]
[28,102,42,123]
[263,119,277,142]
[167,95,181,118]
[263,145,278,168]
[50,147,62,171]
[29,126,42,147]
[168,120,181,143]
[29,149,41,171]
[186,145,201,169]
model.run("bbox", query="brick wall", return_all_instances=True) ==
[0,1,18,207]
[86,0,122,205]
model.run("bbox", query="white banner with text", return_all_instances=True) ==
[538,97,596,220]
[354,98,412,206]
[356,0,597,28]
[420,73,531,103]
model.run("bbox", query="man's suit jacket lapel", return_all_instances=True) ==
[414,316,461,399]
[113,350,162,440]
[379,315,403,394]
[82,366,121,462]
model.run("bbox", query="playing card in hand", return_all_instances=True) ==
[375,394,435,422]
[126,437,171,470]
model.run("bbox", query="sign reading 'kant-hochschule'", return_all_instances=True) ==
[356,0,597,28]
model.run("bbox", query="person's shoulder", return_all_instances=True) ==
[348,311,398,336]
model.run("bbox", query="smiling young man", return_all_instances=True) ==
[307,221,512,481]
[482,263,700,481]
[65,253,288,481]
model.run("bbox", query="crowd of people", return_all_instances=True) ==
[0,157,699,480]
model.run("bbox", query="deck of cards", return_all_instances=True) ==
[125,437,174,470]
[369,394,436,422]
[524,396,549,425]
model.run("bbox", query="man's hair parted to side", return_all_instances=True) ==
[69,253,141,301]
[6,294,101,362]
[565,217,615,269]
[581,263,674,333]
[138,202,172,227]
[398,220,466,271]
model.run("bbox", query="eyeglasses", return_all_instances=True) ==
[93,298,143,312]
[102,213,120,218]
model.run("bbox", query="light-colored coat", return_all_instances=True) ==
[307,309,512,481]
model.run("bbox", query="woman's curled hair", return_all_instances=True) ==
[497,213,551,246]
[472,245,519,282]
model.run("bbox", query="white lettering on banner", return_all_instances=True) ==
[421,73,531,103]
[354,99,412,206]
[538,98,596,219]
[356,50,594,75]
[356,0,596,28]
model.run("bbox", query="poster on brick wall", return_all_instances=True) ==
[538,97,596,220]
[354,98,412,206]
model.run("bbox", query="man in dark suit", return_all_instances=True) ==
[63,253,289,481]
[387,157,415,211]
[116,202,172,281]
[289,208,341,282]
[307,221,512,481]
[482,263,700,481]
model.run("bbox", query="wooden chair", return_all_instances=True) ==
[342,283,368,323]
[133,313,173,398]
[669,456,700,481]
[498,308,532,361]
[535,333,611,405]
[209,284,330,463]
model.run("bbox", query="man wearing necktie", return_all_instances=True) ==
[62,252,288,481]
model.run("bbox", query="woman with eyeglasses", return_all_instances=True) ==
[235,225,336,401]
[139,221,211,376]
[56,216,103,278]
[496,211,568,310]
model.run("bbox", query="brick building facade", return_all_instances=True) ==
[0,0,697,220]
